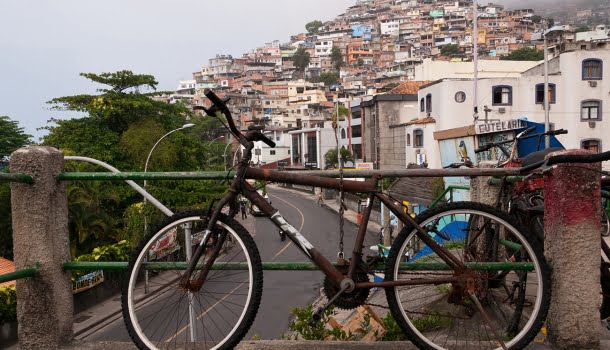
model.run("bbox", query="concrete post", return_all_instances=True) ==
[543,149,600,349]
[10,146,73,349]
[469,161,501,206]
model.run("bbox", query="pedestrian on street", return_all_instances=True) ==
[240,198,247,220]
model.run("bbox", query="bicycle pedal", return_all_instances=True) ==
[308,309,323,327]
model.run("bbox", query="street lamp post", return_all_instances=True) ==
[143,123,195,231]
[223,139,233,171]
[543,20,551,149]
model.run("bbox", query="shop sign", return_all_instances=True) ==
[475,120,526,135]
[72,270,104,294]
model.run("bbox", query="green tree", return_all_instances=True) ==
[500,48,544,61]
[319,72,339,86]
[576,26,590,33]
[440,44,460,57]
[41,70,227,253]
[547,18,555,27]
[331,46,344,72]
[357,58,364,67]
[0,116,32,161]
[324,147,354,169]
[46,70,191,134]
[0,183,12,259]
[531,15,542,24]
[0,116,31,259]
[293,47,311,78]
[305,20,323,34]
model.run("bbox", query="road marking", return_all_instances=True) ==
[269,192,305,260]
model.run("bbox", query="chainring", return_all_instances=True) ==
[323,269,371,310]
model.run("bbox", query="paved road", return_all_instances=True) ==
[73,186,378,343]
[246,186,378,339]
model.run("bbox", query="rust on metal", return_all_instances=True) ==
[246,167,377,192]
[355,276,458,289]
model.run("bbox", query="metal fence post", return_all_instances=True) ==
[10,146,73,348]
[543,149,600,349]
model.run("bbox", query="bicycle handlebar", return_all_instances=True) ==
[201,89,275,148]
[519,149,610,174]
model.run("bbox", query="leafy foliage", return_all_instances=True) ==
[324,147,354,169]
[0,116,32,161]
[305,20,323,34]
[39,70,227,257]
[71,240,131,279]
[45,71,191,134]
[289,304,352,340]
[319,72,339,86]
[440,44,460,57]
[331,46,344,72]
[293,47,311,77]
[374,313,407,341]
[0,183,12,260]
[500,48,544,61]
[0,285,17,324]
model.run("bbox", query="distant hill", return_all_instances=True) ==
[493,0,606,10]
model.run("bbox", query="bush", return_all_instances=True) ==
[289,304,352,340]
[0,285,17,324]
[72,240,131,279]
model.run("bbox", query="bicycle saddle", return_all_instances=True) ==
[520,147,564,167]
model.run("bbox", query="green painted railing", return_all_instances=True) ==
[63,261,534,272]
[429,185,470,208]
[0,263,40,284]
[0,173,34,184]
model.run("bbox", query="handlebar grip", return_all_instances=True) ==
[475,144,492,153]
[204,89,239,135]
[549,129,568,135]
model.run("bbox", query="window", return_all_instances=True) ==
[420,98,425,112]
[270,150,276,155]
[581,139,601,153]
[276,136,280,141]
[407,133,411,146]
[535,83,556,104]
[492,86,512,105]
[351,125,362,138]
[455,91,466,103]
[581,100,602,121]
[582,59,602,80]
[414,129,424,147]
[425,94,432,112]
[341,129,347,139]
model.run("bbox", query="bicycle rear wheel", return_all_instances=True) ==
[385,202,550,350]
[122,211,263,350]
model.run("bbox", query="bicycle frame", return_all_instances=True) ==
[180,143,465,292]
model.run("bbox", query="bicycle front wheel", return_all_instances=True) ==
[122,211,263,350]
[385,202,550,350]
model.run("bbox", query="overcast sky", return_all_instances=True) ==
[0,0,354,140]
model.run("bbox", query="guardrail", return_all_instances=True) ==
[3,147,604,349]
[429,184,470,208]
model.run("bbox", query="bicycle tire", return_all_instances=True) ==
[384,202,551,350]
[122,210,263,350]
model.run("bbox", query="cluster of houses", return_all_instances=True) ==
[163,0,610,212]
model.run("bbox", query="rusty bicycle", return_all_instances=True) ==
[122,89,559,350]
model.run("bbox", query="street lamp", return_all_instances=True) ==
[223,138,234,171]
[143,123,195,231]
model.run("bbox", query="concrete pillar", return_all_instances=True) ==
[469,161,501,206]
[10,146,73,349]
[543,149,600,349]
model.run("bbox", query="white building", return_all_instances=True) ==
[415,48,610,171]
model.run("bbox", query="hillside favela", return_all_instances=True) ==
[2,1,610,350]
